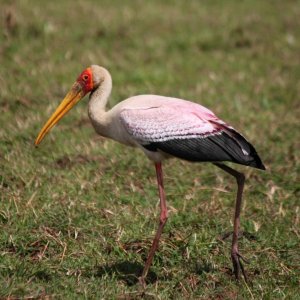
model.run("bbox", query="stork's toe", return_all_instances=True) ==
[231,250,248,282]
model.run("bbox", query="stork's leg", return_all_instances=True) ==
[213,163,247,281]
[139,162,168,287]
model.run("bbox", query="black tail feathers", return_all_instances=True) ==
[246,142,266,170]
[223,129,265,170]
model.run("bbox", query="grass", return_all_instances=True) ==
[1,0,299,298]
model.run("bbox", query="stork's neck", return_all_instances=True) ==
[88,68,112,125]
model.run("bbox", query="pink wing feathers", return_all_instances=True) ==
[120,102,225,143]
[119,99,265,169]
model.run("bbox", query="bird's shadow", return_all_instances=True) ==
[85,261,157,286]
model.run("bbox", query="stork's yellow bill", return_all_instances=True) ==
[34,68,93,146]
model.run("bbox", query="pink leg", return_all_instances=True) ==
[214,163,248,281]
[139,162,168,287]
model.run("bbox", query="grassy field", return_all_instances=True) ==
[1,0,299,299]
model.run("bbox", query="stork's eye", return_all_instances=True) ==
[82,74,89,81]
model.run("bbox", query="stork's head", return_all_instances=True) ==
[34,65,106,146]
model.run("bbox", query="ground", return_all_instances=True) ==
[0,0,299,299]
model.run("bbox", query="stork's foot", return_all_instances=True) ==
[138,276,147,289]
[231,250,249,282]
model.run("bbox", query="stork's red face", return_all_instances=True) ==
[76,68,94,94]
[35,67,94,145]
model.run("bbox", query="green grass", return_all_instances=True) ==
[1,0,299,298]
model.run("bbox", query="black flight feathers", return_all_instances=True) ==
[143,130,265,170]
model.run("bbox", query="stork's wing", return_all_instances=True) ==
[120,105,265,169]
